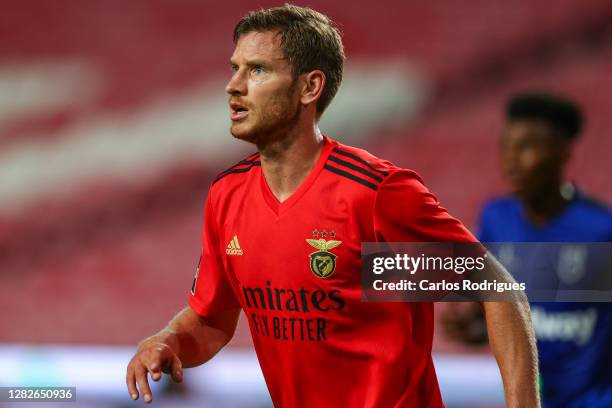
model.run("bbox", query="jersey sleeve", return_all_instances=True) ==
[373,170,477,242]
[188,191,241,318]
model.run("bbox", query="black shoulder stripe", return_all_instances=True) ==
[213,161,261,184]
[216,154,260,179]
[329,155,383,182]
[324,164,378,191]
[332,147,388,176]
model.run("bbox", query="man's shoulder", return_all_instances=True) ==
[324,141,401,194]
[329,140,425,187]
[574,192,612,218]
[572,193,612,236]
[209,151,261,193]
[330,141,397,175]
[480,195,520,221]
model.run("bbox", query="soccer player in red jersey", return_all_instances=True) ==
[126,5,539,407]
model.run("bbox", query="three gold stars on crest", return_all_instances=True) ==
[313,229,336,238]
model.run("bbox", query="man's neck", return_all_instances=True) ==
[521,182,571,226]
[259,125,325,203]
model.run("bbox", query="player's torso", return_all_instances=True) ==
[208,142,440,408]
[216,159,375,343]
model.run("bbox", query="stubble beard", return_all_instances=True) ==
[230,84,301,147]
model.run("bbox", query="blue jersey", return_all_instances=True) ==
[478,192,612,408]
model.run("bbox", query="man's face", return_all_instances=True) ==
[500,119,569,199]
[226,30,301,144]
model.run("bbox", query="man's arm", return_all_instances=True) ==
[477,254,540,408]
[442,256,540,407]
[372,171,540,405]
[482,300,540,408]
[126,306,240,403]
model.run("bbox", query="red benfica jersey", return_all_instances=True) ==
[188,136,475,407]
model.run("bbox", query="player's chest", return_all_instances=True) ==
[217,194,372,289]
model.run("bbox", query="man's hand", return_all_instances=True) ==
[126,341,183,403]
[125,307,240,403]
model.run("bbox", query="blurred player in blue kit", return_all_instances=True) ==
[444,92,612,407]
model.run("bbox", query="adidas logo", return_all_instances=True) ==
[226,235,244,256]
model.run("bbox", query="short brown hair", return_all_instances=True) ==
[233,4,345,116]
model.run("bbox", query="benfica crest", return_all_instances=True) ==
[306,230,342,278]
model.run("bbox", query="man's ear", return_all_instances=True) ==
[299,70,326,108]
